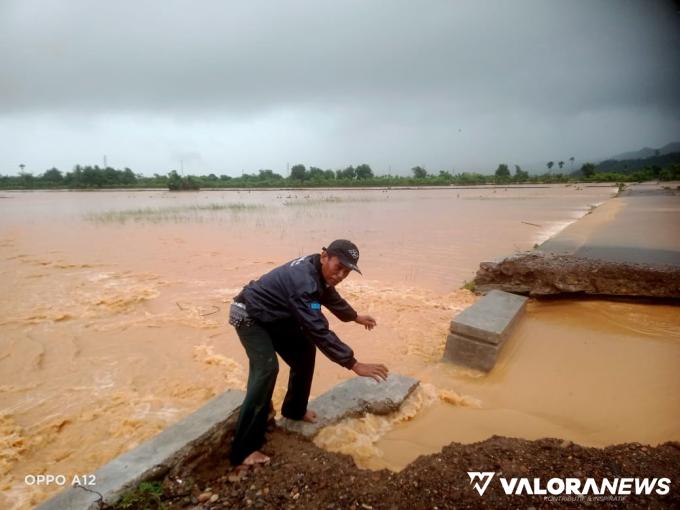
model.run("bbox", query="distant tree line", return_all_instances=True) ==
[167,170,200,191]
[1,165,140,189]
[543,157,577,173]
[1,159,679,190]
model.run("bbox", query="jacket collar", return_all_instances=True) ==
[311,253,330,288]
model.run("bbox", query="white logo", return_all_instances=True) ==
[466,472,671,498]
[348,248,359,260]
[289,256,306,266]
[468,472,495,496]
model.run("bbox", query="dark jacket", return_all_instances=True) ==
[235,254,358,368]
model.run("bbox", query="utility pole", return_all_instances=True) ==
[180,159,184,176]
[103,155,107,168]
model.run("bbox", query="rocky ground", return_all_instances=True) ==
[150,428,680,510]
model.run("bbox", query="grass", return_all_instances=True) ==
[281,195,379,207]
[84,203,261,223]
[461,279,477,292]
[113,481,164,510]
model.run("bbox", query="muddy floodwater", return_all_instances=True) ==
[1,185,679,509]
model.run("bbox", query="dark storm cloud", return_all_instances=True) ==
[2,0,678,116]
[0,0,679,174]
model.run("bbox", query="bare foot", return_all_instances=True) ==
[302,410,317,423]
[241,450,271,466]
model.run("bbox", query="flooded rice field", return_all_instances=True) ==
[1,185,679,509]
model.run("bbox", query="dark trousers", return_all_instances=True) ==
[229,319,316,465]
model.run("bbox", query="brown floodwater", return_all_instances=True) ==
[2,185,677,508]
[315,298,680,470]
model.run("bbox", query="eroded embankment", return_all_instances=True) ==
[474,250,680,298]
[154,428,680,510]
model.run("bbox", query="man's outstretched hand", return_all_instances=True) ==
[355,314,377,330]
[352,361,389,382]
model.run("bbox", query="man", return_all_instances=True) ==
[228,239,389,467]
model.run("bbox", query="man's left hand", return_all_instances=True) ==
[355,314,377,330]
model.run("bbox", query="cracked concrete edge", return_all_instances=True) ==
[277,374,420,438]
[35,389,245,510]
[474,250,680,298]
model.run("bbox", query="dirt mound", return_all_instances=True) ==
[156,429,680,509]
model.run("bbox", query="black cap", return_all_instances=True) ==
[323,239,362,275]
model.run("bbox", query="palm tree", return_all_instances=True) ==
[569,157,575,172]
[19,163,25,173]
[546,161,554,173]
[558,161,564,171]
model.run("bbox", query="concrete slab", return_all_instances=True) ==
[449,290,528,345]
[443,332,501,372]
[278,374,419,438]
[36,389,245,510]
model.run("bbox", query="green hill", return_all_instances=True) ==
[594,151,680,173]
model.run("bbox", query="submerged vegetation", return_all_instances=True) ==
[461,279,477,292]
[85,203,259,223]
[281,195,377,206]
[2,159,679,190]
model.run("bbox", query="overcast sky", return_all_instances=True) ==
[1,0,679,176]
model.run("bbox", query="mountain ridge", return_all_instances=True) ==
[610,142,680,161]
